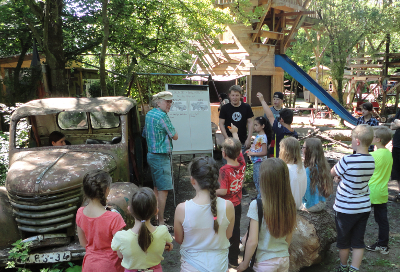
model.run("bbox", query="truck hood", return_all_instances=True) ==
[6,150,117,196]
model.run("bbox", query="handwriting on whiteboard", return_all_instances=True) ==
[190,101,209,111]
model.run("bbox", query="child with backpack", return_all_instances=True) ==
[111,187,173,271]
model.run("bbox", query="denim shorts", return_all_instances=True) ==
[147,153,173,191]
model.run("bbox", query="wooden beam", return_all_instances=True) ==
[347,64,383,68]
[254,55,270,70]
[252,0,272,42]
[283,0,311,49]
[275,11,315,17]
[388,62,400,67]
[259,30,284,40]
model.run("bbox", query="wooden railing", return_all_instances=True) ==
[214,0,318,19]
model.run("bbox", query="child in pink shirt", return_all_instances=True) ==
[76,170,126,272]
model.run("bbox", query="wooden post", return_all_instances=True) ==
[0,67,6,99]
[381,34,390,116]
[80,69,84,97]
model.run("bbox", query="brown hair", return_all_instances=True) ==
[228,85,242,95]
[130,187,157,252]
[352,124,374,147]
[303,138,333,198]
[189,156,220,233]
[279,137,303,171]
[222,137,241,160]
[373,126,392,146]
[49,131,65,146]
[259,158,296,238]
[82,170,112,206]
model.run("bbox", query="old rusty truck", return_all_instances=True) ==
[0,96,144,265]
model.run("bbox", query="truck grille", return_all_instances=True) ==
[8,188,82,234]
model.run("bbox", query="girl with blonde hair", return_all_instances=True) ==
[302,138,333,212]
[279,136,307,209]
[237,158,296,272]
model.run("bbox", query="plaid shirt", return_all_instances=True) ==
[357,116,379,126]
[143,108,176,153]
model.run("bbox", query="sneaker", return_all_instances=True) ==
[395,194,400,203]
[334,264,349,272]
[366,242,390,254]
[348,267,359,272]
[242,187,249,197]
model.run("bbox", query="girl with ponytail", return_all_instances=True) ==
[76,170,126,272]
[174,156,235,272]
[111,187,173,272]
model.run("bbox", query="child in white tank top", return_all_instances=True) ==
[174,156,235,272]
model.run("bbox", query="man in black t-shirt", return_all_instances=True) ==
[219,85,254,154]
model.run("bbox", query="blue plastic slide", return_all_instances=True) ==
[275,54,357,125]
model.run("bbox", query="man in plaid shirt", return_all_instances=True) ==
[143,91,178,225]
[357,102,379,152]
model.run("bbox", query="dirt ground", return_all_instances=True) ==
[154,141,400,272]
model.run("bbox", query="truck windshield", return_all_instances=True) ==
[58,112,120,130]
[58,112,88,130]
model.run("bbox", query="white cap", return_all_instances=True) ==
[153,91,173,100]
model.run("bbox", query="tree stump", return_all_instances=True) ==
[289,209,337,272]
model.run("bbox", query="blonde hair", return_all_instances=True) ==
[303,138,333,198]
[352,124,374,147]
[279,137,303,170]
[259,158,296,238]
[222,137,241,160]
[373,126,392,146]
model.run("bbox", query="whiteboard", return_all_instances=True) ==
[166,84,213,155]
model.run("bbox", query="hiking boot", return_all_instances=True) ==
[334,264,349,272]
[242,187,249,197]
[366,242,389,254]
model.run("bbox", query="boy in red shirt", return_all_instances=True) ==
[217,125,246,268]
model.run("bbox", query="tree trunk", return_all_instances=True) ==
[293,80,298,108]
[12,40,31,104]
[44,0,67,97]
[123,55,138,96]
[100,0,110,97]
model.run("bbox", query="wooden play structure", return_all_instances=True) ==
[343,40,400,119]
[193,0,317,115]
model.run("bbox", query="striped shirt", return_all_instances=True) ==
[333,154,375,214]
[144,108,176,154]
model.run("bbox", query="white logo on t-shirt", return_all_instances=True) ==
[232,112,242,122]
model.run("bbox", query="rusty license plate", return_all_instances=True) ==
[24,251,71,263]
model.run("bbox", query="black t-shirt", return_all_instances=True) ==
[219,102,254,144]
[393,109,400,148]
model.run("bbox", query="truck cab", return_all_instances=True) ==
[0,97,143,265]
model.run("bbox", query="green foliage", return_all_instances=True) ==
[0,104,30,186]
[6,239,32,270]
[245,163,253,184]
[310,0,386,106]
